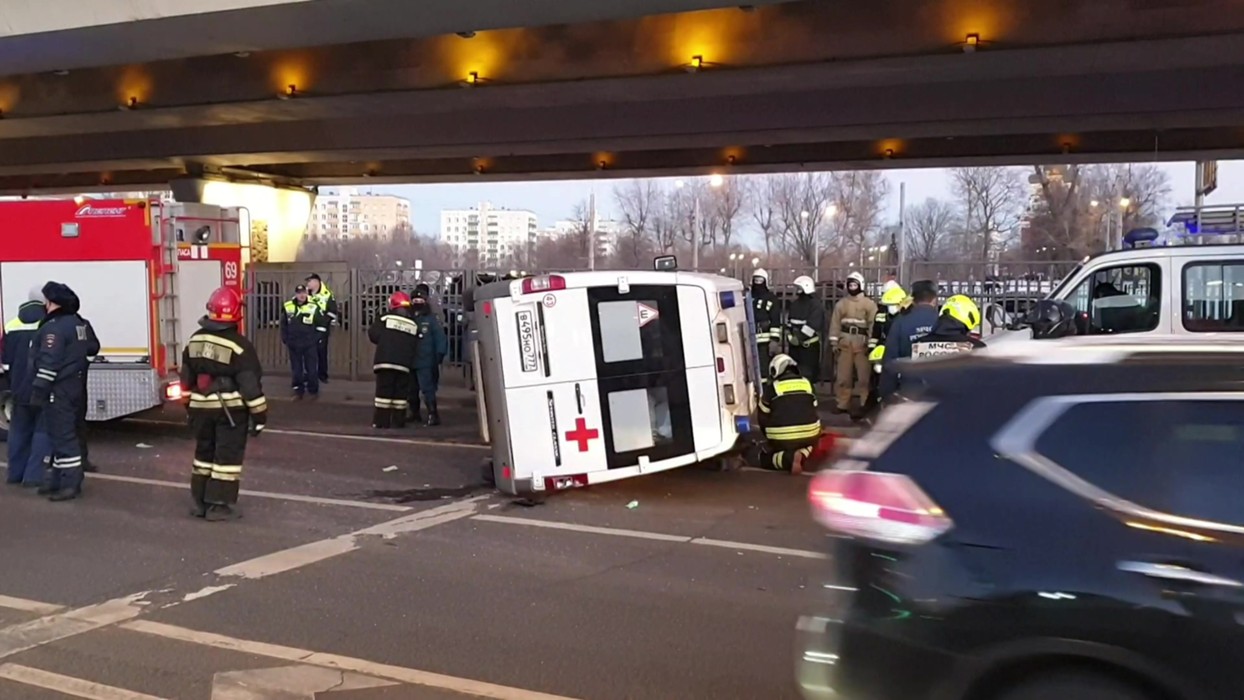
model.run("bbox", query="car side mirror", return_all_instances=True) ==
[653,255,678,271]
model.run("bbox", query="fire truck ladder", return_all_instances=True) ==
[157,219,181,371]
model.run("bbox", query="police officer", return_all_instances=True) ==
[180,287,267,521]
[368,291,420,429]
[410,288,448,426]
[785,275,826,384]
[910,295,987,358]
[305,274,338,384]
[76,314,99,472]
[281,284,327,400]
[29,282,93,502]
[4,286,51,487]
[743,354,822,475]
[878,280,941,399]
[750,268,781,385]
[829,271,877,417]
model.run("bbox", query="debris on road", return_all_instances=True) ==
[136,443,154,449]
[626,500,639,510]
[382,465,398,473]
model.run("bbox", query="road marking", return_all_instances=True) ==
[123,419,491,450]
[88,474,413,513]
[0,664,167,699]
[471,514,826,560]
[214,495,489,580]
[212,665,395,698]
[125,620,582,700]
[0,595,64,615]
[0,592,151,660]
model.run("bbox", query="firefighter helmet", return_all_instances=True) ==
[205,287,243,323]
[880,281,908,306]
[751,268,770,285]
[846,271,865,287]
[941,295,981,331]
[769,353,797,378]
[793,275,815,295]
[388,291,411,309]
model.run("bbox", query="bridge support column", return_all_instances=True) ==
[170,177,315,263]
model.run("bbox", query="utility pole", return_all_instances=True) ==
[690,196,701,272]
[897,182,906,280]
[587,191,596,271]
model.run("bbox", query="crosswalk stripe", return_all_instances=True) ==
[0,663,167,700]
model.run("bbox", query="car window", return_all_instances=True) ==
[1063,264,1160,335]
[1183,262,1244,332]
[1036,399,1244,525]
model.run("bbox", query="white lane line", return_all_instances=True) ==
[123,418,490,450]
[0,663,167,700]
[0,596,64,615]
[214,495,490,580]
[471,514,826,560]
[88,473,413,513]
[123,620,582,700]
[0,592,150,660]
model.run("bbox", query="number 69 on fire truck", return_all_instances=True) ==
[473,259,761,495]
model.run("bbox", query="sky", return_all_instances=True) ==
[338,160,1244,244]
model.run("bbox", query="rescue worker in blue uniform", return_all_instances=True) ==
[281,284,327,400]
[75,314,99,472]
[4,287,51,486]
[305,274,338,384]
[878,280,941,399]
[410,288,448,426]
[750,268,781,386]
[744,354,822,475]
[910,295,986,358]
[30,282,94,501]
[180,287,267,521]
[368,291,420,429]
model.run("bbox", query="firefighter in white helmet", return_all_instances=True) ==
[784,275,827,383]
[829,271,877,418]
[750,268,781,384]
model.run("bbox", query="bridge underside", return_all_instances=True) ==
[2,0,1244,193]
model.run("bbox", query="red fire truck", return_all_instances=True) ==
[0,198,248,438]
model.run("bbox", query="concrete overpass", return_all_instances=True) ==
[2,0,1244,195]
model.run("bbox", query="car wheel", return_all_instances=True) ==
[995,671,1151,700]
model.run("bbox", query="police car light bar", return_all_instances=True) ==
[521,275,566,294]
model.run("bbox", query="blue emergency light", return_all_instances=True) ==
[719,291,737,309]
[735,415,752,434]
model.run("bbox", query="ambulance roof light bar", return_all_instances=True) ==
[521,274,566,294]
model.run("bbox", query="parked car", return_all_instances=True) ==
[797,336,1244,700]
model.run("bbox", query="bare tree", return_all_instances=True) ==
[709,175,747,252]
[749,175,781,259]
[904,198,958,261]
[950,166,1026,259]
[773,173,836,265]
[829,171,890,265]
[651,187,681,254]
[613,180,659,267]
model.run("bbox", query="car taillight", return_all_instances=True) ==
[521,275,566,294]
[808,470,951,545]
[716,356,726,373]
[165,383,184,400]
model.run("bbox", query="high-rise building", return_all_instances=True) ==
[440,202,539,267]
[310,187,411,239]
[553,215,622,258]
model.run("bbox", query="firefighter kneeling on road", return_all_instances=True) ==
[743,354,823,475]
[368,292,420,429]
[181,287,268,522]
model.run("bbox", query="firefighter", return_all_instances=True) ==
[180,287,267,521]
[410,288,448,426]
[750,268,781,385]
[829,271,877,417]
[281,284,327,400]
[878,280,940,399]
[29,282,94,502]
[865,281,908,412]
[368,291,420,429]
[743,354,822,475]
[785,275,826,384]
[910,295,987,358]
[4,287,51,487]
[76,314,100,473]
[305,274,338,384]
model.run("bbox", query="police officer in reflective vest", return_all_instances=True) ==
[180,287,268,521]
[745,354,822,475]
[410,289,448,426]
[368,291,420,429]
[786,275,826,383]
[750,268,781,384]
[4,287,51,487]
[281,284,327,399]
[305,274,338,384]
[30,282,94,501]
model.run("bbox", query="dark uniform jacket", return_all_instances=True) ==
[910,316,987,359]
[751,286,780,344]
[878,304,940,397]
[411,309,448,370]
[280,298,327,349]
[4,301,46,405]
[179,319,268,425]
[759,370,822,444]
[786,295,827,348]
[30,307,93,406]
[368,308,420,372]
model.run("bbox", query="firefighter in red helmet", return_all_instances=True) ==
[179,287,267,521]
[367,291,419,429]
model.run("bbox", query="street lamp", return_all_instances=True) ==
[709,173,725,188]
[1118,197,1131,209]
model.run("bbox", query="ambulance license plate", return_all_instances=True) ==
[516,309,540,372]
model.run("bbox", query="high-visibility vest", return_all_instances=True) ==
[760,374,821,443]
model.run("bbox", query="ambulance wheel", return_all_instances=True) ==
[480,458,496,486]
[0,387,11,441]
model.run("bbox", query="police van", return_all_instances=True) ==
[473,264,758,495]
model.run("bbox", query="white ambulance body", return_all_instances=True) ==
[474,270,758,495]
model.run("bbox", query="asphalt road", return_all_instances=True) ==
[0,400,827,699]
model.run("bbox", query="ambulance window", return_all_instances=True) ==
[607,386,674,453]
[1183,262,1244,332]
[597,300,659,364]
[1064,264,1160,335]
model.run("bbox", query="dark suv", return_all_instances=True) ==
[796,338,1244,700]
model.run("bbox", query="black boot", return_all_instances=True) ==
[205,504,243,521]
[189,473,209,518]
[48,467,83,502]
[392,407,407,429]
[408,396,422,423]
[373,405,392,429]
[204,479,241,522]
[425,398,440,426]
